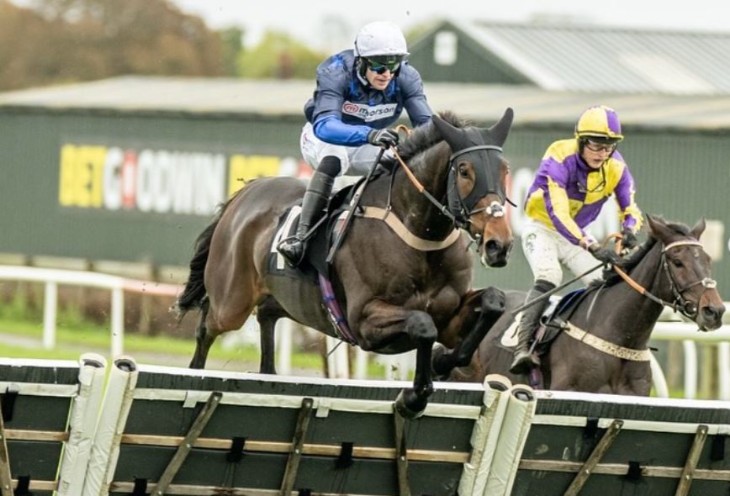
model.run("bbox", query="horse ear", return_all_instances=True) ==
[432,113,462,146]
[647,214,670,239]
[691,217,706,239]
[485,107,514,147]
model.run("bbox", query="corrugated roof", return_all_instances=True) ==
[452,20,730,95]
[2,76,730,130]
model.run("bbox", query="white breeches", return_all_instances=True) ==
[300,122,385,176]
[521,220,603,287]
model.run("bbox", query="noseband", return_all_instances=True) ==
[661,240,717,318]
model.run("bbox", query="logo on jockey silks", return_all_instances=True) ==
[342,101,397,122]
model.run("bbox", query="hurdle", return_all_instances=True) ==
[100,362,507,495]
[0,354,107,496]
[2,355,729,495]
[515,390,730,495]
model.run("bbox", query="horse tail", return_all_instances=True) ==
[173,219,217,319]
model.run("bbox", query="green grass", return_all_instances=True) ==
[0,316,315,368]
[0,290,390,377]
[0,316,384,376]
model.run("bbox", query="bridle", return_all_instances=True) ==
[660,240,717,318]
[391,142,512,244]
[615,239,717,319]
[446,144,515,229]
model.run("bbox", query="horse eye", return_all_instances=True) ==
[458,165,469,178]
[671,258,684,268]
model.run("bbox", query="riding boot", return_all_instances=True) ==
[509,279,556,375]
[278,160,338,266]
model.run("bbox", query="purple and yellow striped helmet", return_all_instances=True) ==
[575,105,624,142]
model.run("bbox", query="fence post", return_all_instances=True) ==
[110,286,124,357]
[43,281,57,350]
[719,343,730,400]
[683,340,698,399]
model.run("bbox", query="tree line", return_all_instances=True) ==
[0,0,325,91]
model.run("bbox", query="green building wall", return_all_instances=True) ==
[0,107,727,297]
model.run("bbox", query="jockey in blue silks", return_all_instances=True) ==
[278,20,433,266]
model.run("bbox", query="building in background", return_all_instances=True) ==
[408,19,730,95]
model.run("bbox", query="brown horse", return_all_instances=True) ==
[447,215,725,395]
[175,109,515,417]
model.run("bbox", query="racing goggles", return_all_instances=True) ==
[366,56,402,74]
[584,138,618,153]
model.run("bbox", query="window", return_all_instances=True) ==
[434,31,458,66]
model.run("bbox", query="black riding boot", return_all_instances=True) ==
[277,158,339,266]
[509,279,556,375]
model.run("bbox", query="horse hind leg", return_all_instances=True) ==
[190,297,214,369]
[256,296,290,375]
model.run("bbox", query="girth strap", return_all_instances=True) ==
[563,321,652,361]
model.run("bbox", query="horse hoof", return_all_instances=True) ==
[430,344,451,380]
[394,389,427,419]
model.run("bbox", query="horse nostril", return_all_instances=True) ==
[702,305,725,323]
[485,239,501,256]
[484,239,509,267]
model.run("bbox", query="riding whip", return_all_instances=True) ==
[510,262,604,316]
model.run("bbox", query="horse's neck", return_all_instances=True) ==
[627,243,674,303]
[391,150,454,238]
[583,245,667,347]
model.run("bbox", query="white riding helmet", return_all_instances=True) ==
[354,21,409,58]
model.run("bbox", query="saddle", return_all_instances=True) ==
[501,289,588,354]
[531,288,589,355]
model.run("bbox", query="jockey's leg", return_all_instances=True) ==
[278,156,340,266]
[509,279,555,374]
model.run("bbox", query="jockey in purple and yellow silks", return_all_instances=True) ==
[510,105,643,375]
[277,21,433,267]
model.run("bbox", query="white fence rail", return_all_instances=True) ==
[1,264,728,399]
[0,265,180,357]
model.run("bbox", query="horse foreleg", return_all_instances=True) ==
[394,311,437,419]
[432,287,505,379]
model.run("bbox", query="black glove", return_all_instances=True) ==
[621,228,638,250]
[367,128,399,148]
[588,243,622,266]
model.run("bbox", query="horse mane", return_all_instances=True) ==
[396,111,470,162]
[591,217,693,288]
